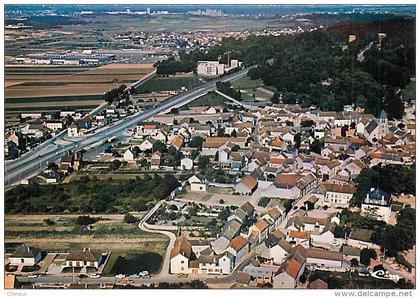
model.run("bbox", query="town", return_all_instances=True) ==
[3,3,416,292]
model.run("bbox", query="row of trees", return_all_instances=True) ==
[103,84,129,103]
[216,81,241,101]
[5,174,180,214]
[247,19,414,119]
[352,164,415,206]
[337,207,415,257]
[154,34,285,75]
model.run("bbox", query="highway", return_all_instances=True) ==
[5,66,254,187]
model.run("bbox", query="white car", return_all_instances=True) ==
[115,274,126,279]
[27,275,38,278]
[89,274,101,279]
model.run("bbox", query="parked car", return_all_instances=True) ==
[27,275,38,278]
[79,274,88,279]
[177,273,188,278]
[115,274,126,279]
[89,274,101,279]
[139,275,150,279]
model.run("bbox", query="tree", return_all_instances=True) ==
[217,127,225,137]
[341,125,349,137]
[110,160,122,171]
[270,91,280,104]
[301,120,314,128]
[350,258,359,267]
[231,130,237,138]
[360,248,376,266]
[123,213,137,224]
[234,90,242,101]
[77,215,96,226]
[283,200,293,213]
[190,150,199,160]
[309,139,323,154]
[189,136,204,149]
[383,86,404,120]
[294,133,302,149]
[153,141,166,153]
[218,207,231,221]
[188,204,199,217]
[198,156,210,170]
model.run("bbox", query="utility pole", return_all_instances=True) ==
[72,265,75,284]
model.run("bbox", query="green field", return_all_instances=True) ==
[102,252,163,276]
[4,105,97,114]
[186,91,228,108]
[6,94,103,104]
[135,75,202,93]
[5,214,169,273]
[230,76,273,101]
[231,76,265,90]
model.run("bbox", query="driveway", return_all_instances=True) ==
[138,201,176,279]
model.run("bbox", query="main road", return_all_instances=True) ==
[4,66,254,187]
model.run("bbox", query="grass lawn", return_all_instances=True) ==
[5,214,169,259]
[102,251,163,276]
[135,74,202,93]
[231,76,273,101]
[186,91,228,108]
[231,76,265,90]
[181,216,213,227]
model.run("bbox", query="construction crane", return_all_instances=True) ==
[223,50,234,67]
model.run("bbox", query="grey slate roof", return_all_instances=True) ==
[12,246,41,258]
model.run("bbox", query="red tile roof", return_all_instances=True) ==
[229,236,249,252]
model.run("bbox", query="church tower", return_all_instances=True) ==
[378,110,388,138]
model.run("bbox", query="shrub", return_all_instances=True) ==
[76,215,97,226]
[123,213,137,224]
[258,197,270,207]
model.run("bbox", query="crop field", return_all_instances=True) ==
[5,214,169,258]
[4,63,155,116]
[61,14,273,34]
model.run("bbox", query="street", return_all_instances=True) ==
[5,66,254,186]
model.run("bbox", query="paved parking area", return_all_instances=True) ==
[39,253,57,273]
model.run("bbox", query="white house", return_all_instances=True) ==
[226,236,249,266]
[235,175,258,195]
[65,248,102,268]
[360,188,392,223]
[170,236,194,274]
[273,245,306,289]
[180,157,194,170]
[347,228,380,249]
[139,138,156,151]
[306,248,343,269]
[262,237,292,265]
[10,246,42,266]
[188,175,209,192]
[123,148,136,162]
[321,182,356,208]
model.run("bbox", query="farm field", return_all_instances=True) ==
[5,213,168,259]
[4,63,155,116]
[135,73,202,94]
